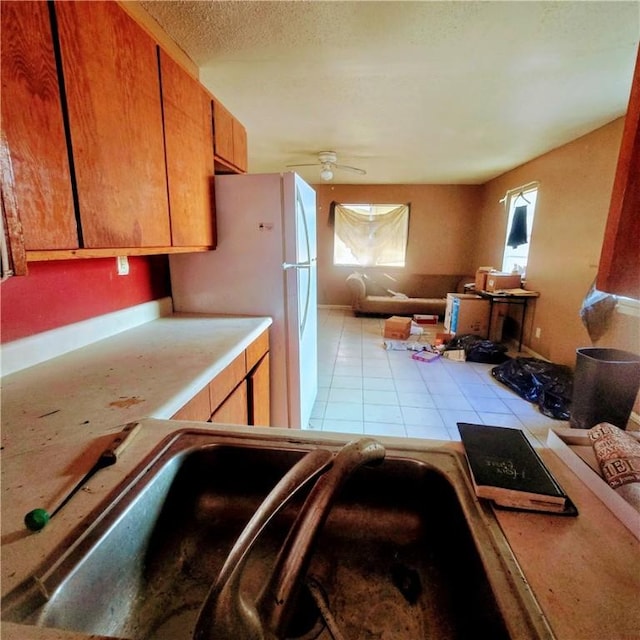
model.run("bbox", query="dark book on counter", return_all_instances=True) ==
[457,423,577,516]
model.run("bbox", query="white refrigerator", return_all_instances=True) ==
[169,172,318,429]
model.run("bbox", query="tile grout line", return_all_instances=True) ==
[310,310,564,439]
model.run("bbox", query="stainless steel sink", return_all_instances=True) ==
[2,429,554,639]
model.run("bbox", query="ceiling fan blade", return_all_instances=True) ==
[334,163,367,175]
[285,162,321,168]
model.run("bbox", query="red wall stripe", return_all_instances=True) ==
[0,256,171,343]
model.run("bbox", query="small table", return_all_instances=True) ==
[475,289,539,351]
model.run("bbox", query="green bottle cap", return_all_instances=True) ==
[24,508,50,532]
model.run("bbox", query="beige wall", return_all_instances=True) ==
[476,118,638,367]
[314,118,639,375]
[314,183,482,305]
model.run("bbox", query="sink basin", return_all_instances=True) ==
[2,429,554,639]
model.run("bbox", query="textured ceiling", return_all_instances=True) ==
[140,0,640,184]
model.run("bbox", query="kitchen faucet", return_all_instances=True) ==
[192,438,386,640]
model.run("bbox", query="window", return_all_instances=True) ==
[333,203,409,267]
[501,184,539,275]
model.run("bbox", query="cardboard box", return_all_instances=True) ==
[475,266,494,292]
[547,428,640,541]
[383,316,411,340]
[485,272,522,292]
[444,294,490,338]
[413,314,438,325]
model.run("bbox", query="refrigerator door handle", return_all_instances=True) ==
[282,258,316,270]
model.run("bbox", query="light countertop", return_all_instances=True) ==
[1,312,639,639]
[1,313,271,581]
[1,312,272,456]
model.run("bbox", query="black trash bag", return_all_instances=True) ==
[445,334,510,364]
[491,357,573,420]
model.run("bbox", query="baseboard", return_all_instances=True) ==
[505,338,549,361]
[1,296,173,377]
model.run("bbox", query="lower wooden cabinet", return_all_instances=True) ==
[248,353,270,426]
[170,330,270,426]
[209,352,245,412]
[170,386,211,422]
[211,380,248,425]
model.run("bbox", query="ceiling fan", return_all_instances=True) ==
[286,151,366,181]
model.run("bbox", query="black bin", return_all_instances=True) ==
[570,347,640,430]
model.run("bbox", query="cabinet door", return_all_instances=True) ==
[1,1,78,251]
[159,49,216,248]
[54,1,170,249]
[232,119,248,172]
[0,164,27,276]
[596,46,640,299]
[248,353,270,426]
[213,100,235,166]
[211,380,248,425]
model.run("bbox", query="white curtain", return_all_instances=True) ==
[334,204,409,266]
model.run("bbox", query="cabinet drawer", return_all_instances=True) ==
[209,353,245,411]
[246,330,269,372]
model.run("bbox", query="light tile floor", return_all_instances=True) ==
[306,308,568,445]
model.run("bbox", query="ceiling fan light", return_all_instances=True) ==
[320,167,333,181]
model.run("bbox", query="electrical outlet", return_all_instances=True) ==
[535,327,541,339]
[116,256,129,276]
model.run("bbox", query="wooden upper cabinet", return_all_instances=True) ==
[232,119,248,173]
[1,1,78,251]
[54,0,170,249]
[213,99,247,172]
[213,100,235,164]
[158,49,216,248]
[597,45,640,299]
[2,1,248,264]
